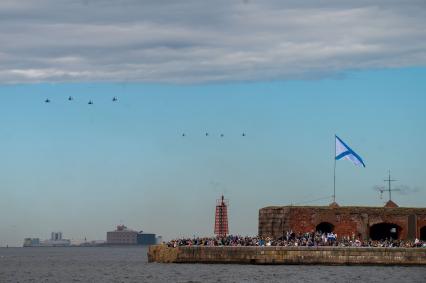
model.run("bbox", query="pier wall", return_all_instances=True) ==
[148,245,426,265]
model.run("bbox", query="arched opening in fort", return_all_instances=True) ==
[420,226,426,241]
[316,222,334,234]
[369,223,401,240]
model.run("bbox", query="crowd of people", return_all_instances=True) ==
[167,231,426,248]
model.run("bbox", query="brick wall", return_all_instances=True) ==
[258,206,426,240]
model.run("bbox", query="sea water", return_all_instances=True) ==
[0,247,425,282]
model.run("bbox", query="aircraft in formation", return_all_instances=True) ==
[43,98,245,138]
[182,133,246,137]
[44,97,118,104]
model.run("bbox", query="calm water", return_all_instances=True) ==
[0,247,425,283]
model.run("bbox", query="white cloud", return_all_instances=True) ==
[0,0,425,83]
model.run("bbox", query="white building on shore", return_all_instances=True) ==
[23,232,71,247]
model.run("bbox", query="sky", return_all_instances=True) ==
[0,1,426,246]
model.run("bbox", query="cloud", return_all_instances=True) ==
[373,184,421,196]
[0,0,425,83]
[394,185,421,195]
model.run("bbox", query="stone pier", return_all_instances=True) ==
[148,245,426,265]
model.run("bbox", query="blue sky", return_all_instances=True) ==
[1,67,425,246]
[1,0,426,246]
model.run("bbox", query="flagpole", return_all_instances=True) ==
[333,135,336,203]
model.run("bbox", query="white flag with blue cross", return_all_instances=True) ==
[335,135,365,167]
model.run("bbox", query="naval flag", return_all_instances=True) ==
[335,135,365,167]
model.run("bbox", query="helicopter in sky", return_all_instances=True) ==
[45,98,50,103]
[68,96,73,101]
[88,100,93,105]
[112,97,118,102]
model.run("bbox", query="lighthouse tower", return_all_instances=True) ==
[214,195,229,237]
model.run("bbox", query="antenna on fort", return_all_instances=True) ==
[384,170,398,201]
[382,170,400,207]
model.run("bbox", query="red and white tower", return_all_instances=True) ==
[214,195,229,237]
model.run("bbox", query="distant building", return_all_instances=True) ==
[106,225,157,245]
[42,231,71,246]
[51,232,62,241]
[107,225,138,245]
[23,238,40,247]
[23,232,70,247]
[137,233,156,245]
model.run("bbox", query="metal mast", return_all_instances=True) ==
[384,170,397,201]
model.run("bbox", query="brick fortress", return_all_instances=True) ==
[259,201,426,241]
